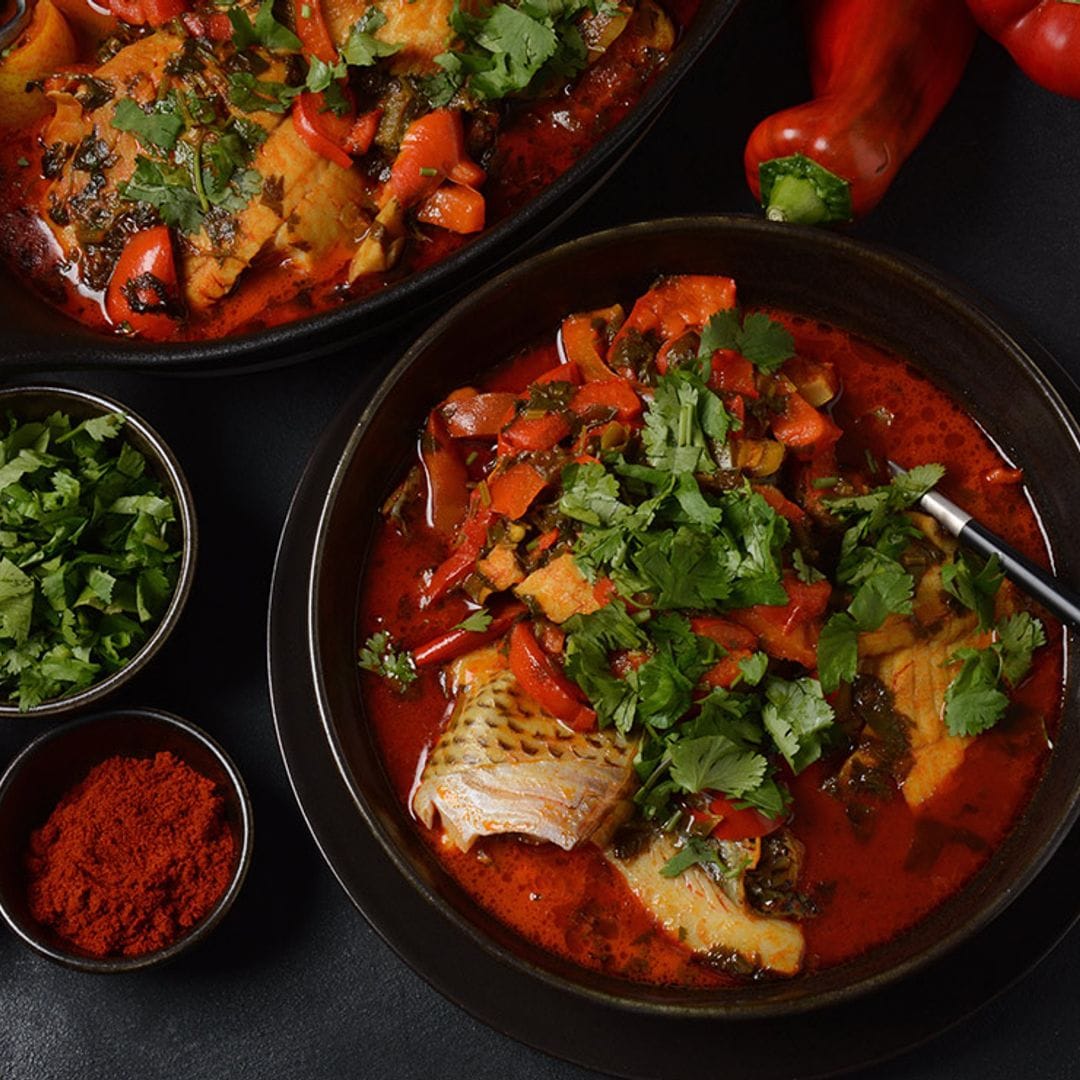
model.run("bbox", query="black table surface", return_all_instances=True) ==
[3,1,1080,1077]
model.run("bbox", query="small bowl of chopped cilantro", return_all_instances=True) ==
[0,386,196,716]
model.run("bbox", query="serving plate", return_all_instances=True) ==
[269,217,1080,1065]
[2,0,740,377]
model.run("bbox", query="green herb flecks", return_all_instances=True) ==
[0,411,180,710]
[342,6,403,65]
[358,630,417,689]
[698,307,794,374]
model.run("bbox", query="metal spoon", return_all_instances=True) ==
[889,459,1080,627]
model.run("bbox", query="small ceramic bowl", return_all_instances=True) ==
[0,385,197,719]
[0,708,253,972]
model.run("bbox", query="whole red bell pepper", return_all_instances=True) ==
[967,1,1080,99]
[744,0,977,223]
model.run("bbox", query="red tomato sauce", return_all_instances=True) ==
[357,314,1062,988]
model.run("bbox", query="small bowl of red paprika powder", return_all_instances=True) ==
[0,707,252,972]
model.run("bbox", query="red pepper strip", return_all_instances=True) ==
[293,0,337,62]
[107,0,185,26]
[984,465,1024,486]
[592,577,619,607]
[509,622,596,731]
[536,528,560,552]
[708,350,758,397]
[570,380,642,422]
[690,616,759,690]
[421,413,469,540]
[770,391,842,460]
[744,0,977,223]
[708,795,784,842]
[440,392,517,438]
[535,361,582,386]
[488,462,548,520]
[416,182,486,234]
[501,413,572,453]
[292,92,354,169]
[412,601,526,667]
[387,109,485,209]
[104,226,179,336]
[559,311,618,382]
[423,510,493,605]
[344,109,382,155]
[967,0,1080,99]
[728,575,832,668]
[752,483,808,526]
[181,10,232,38]
[611,275,738,354]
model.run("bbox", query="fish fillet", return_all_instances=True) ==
[606,832,805,976]
[412,667,636,852]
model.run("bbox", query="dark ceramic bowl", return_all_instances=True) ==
[292,216,1080,1017]
[3,0,741,377]
[0,385,197,719]
[0,707,253,972]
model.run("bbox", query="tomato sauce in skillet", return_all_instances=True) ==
[357,293,1062,988]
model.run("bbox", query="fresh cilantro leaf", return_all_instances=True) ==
[941,552,1003,631]
[119,156,205,233]
[342,7,403,65]
[698,307,794,374]
[943,646,1008,736]
[305,56,349,93]
[996,611,1046,686]
[668,735,767,797]
[792,548,825,584]
[111,99,184,152]
[558,461,625,527]
[737,651,768,687]
[641,367,733,474]
[229,0,302,51]
[817,612,858,693]
[228,72,302,114]
[453,609,493,632]
[358,630,417,688]
[761,675,835,773]
[0,557,34,644]
[660,836,724,878]
[848,561,913,632]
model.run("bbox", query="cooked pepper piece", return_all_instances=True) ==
[501,413,572,453]
[292,92,355,170]
[416,183,486,234]
[559,307,623,382]
[744,0,977,222]
[707,796,784,841]
[387,109,486,208]
[0,0,78,128]
[441,393,517,438]
[488,462,548,519]
[412,601,526,667]
[107,0,186,26]
[424,510,494,605]
[569,380,642,422]
[509,622,597,731]
[770,391,842,459]
[421,413,469,540]
[967,0,1080,99]
[690,617,760,690]
[728,576,832,668]
[104,226,180,336]
[292,0,337,62]
[612,275,737,347]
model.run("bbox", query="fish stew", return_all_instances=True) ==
[357,275,1062,986]
[0,0,691,341]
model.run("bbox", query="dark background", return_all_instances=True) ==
[3,0,1080,1076]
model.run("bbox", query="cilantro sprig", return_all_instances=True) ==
[358,630,417,689]
[698,307,795,374]
[0,411,180,710]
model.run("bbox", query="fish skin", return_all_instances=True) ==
[606,832,805,976]
[412,667,637,852]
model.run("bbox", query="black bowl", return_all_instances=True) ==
[0,385,197,719]
[0,707,253,972]
[289,216,1080,1017]
[2,0,740,377]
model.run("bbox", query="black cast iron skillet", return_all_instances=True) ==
[295,216,1080,1019]
[2,0,741,376]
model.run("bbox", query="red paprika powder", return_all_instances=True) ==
[25,752,236,957]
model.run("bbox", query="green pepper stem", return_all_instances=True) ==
[765,175,828,226]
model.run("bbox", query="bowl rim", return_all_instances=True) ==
[0,705,254,972]
[304,214,1080,1018]
[0,384,198,718]
[3,0,742,376]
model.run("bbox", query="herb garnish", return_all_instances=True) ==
[358,630,417,688]
[0,411,180,710]
[698,307,795,373]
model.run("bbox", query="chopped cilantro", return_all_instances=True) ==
[792,548,825,585]
[942,551,1002,631]
[453,609,493,632]
[737,651,768,687]
[111,99,185,152]
[660,836,727,878]
[698,307,795,374]
[227,72,302,114]
[641,365,734,474]
[342,7,403,65]
[817,612,859,694]
[358,630,417,688]
[0,411,180,710]
[761,676,835,772]
[995,611,1046,686]
[228,0,302,51]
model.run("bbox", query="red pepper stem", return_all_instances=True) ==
[765,175,829,225]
